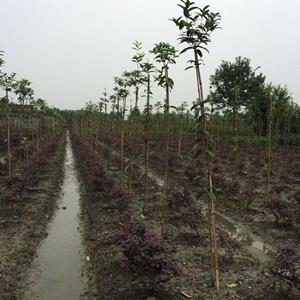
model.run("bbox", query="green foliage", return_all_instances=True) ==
[123,70,147,90]
[99,89,109,113]
[271,84,294,139]
[140,62,155,75]
[31,98,48,114]
[132,40,145,65]
[0,50,4,70]
[172,0,221,68]
[113,75,130,99]
[150,42,177,89]
[14,78,34,105]
[0,72,16,92]
[210,57,265,116]
[150,42,178,66]
[155,72,175,89]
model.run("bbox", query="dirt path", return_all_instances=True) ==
[24,133,84,300]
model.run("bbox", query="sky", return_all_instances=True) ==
[0,0,299,110]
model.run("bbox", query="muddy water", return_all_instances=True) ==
[146,167,272,262]
[24,133,83,300]
[214,211,271,262]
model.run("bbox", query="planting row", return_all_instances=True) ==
[70,127,300,299]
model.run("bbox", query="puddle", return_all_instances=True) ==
[146,168,272,263]
[24,132,83,299]
[147,169,164,187]
[214,211,272,262]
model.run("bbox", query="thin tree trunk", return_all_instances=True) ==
[128,123,133,196]
[6,89,12,177]
[194,49,220,293]
[135,86,139,110]
[178,115,183,158]
[120,97,126,191]
[266,96,272,203]
[162,65,170,237]
[144,74,150,215]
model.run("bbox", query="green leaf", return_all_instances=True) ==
[207,190,217,202]
[179,46,194,55]
[185,65,194,71]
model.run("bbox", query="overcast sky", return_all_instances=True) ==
[1,0,299,110]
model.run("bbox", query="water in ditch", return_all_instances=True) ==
[24,133,84,300]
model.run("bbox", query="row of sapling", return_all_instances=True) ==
[69,0,300,296]
[123,42,147,195]
[72,0,223,293]
[78,0,222,293]
[77,56,300,160]
[68,125,179,294]
[113,75,130,191]
[0,71,16,176]
[1,126,64,201]
[0,51,62,179]
[85,63,300,207]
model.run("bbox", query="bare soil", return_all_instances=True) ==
[71,134,299,300]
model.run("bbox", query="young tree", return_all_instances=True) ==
[140,62,155,215]
[14,78,34,105]
[31,98,48,153]
[114,75,130,191]
[14,78,34,131]
[131,41,145,110]
[150,42,178,236]
[172,0,221,292]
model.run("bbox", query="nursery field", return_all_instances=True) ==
[0,112,300,300]
[62,115,300,300]
[1,0,300,299]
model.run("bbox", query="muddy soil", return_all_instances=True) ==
[3,130,296,299]
[71,132,299,300]
[0,134,66,300]
[146,143,300,250]
[72,133,180,300]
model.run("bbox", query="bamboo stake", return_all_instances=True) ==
[266,95,272,203]
[162,65,170,237]
[194,49,220,293]
[143,74,151,215]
